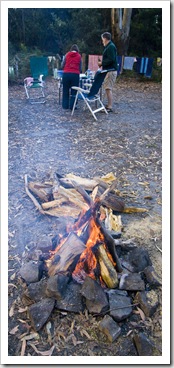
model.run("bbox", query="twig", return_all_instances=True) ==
[155,244,162,253]
[24,174,45,215]
[93,302,139,317]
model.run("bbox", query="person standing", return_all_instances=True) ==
[98,32,118,112]
[61,44,82,110]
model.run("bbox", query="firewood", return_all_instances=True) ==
[95,216,123,273]
[56,173,98,191]
[47,232,86,276]
[28,182,52,202]
[44,206,81,218]
[97,244,118,288]
[97,186,125,212]
[53,186,89,210]
[70,181,123,272]
[24,175,45,215]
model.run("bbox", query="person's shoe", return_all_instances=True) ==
[106,107,113,112]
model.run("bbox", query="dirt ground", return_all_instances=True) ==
[7,76,162,357]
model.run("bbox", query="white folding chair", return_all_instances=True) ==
[71,70,108,121]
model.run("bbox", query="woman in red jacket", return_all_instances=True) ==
[62,44,82,110]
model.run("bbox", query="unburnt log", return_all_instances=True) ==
[97,186,125,212]
[97,244,118,288]
[94,216,123,273]
[56,173,98,191]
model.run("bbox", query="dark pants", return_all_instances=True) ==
[62,73,80,109]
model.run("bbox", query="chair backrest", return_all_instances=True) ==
[30,57,48,79]
[87,70,108,98]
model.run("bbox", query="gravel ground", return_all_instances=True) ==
[7,76,162,358]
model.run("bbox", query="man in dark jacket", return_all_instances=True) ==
[98,32,118,112]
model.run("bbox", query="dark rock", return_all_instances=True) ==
[55,281,85,313]
[99,315,121,342]
[46,273,70,299]
[27,278,48,302]
[119,273,145,291]
[133,332,155,355]
[20,261,43,283]
[80,276,109,314]
[27,249,42,261]
[117,337,138,356]
[28,298,55,331]
[124,248,152,272]
[36,238,52,253]
[134,290,159,317]
[143,266,162,287]
[105,289,128,297]
[108,291,133,322]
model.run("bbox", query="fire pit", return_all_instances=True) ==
[19,172,161,353]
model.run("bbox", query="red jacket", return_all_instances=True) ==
[63,51,81,74]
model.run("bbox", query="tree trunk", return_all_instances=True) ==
[111,8,132,55]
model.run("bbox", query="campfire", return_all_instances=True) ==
[20,171,161,349]
[25,172,126,288]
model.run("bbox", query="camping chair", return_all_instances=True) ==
[24,57,48,103]
[71,70,108,121]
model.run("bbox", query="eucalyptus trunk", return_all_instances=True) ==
[111,8,132,55]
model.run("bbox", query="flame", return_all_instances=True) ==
[46,211,116,286]
[72,218,105,281]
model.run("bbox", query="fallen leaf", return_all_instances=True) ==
[10,272,16,281]
[81,329,92,340]
[9,303,15,317]
[125,330,133,337]
[18,306,28,313]
[22,332,39,341]
[9,325,19,335]
[8,283,17,289]
[28,343,55,356]
[135,307,146,321]
[21,339,26,356]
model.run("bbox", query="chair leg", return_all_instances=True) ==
[71,92,79,116]
[84,100,98,120]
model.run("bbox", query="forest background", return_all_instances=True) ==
[8,7,162,81]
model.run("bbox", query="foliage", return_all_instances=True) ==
[129,9,162,57]
[8,8,162,81]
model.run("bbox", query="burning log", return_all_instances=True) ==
[47,233,86,276]
[71,181,123,273]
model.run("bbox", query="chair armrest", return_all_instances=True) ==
[72,86,90,94]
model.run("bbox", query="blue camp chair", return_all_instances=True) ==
[24,57,48,103]
[71,70,108,120]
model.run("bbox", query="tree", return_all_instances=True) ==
[111,8,132,55]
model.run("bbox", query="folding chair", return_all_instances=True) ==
[71,70,108,121]
[24,57,48,103]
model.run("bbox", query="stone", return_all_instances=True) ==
[20,261,43,283]
[80,276,109,314]
[134,290,159,317]
[133,332,155,355]
[119,273,145,291]
[27,278,48,302]
[36,238,52,253]
[46,274,70,299]
[124,248,152,272]
[28,298,55,331]
[105,289,128,297]
[143,266,162,287]
[108,291,133,322]
[55,281,85,313]
[99,315,121,342]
